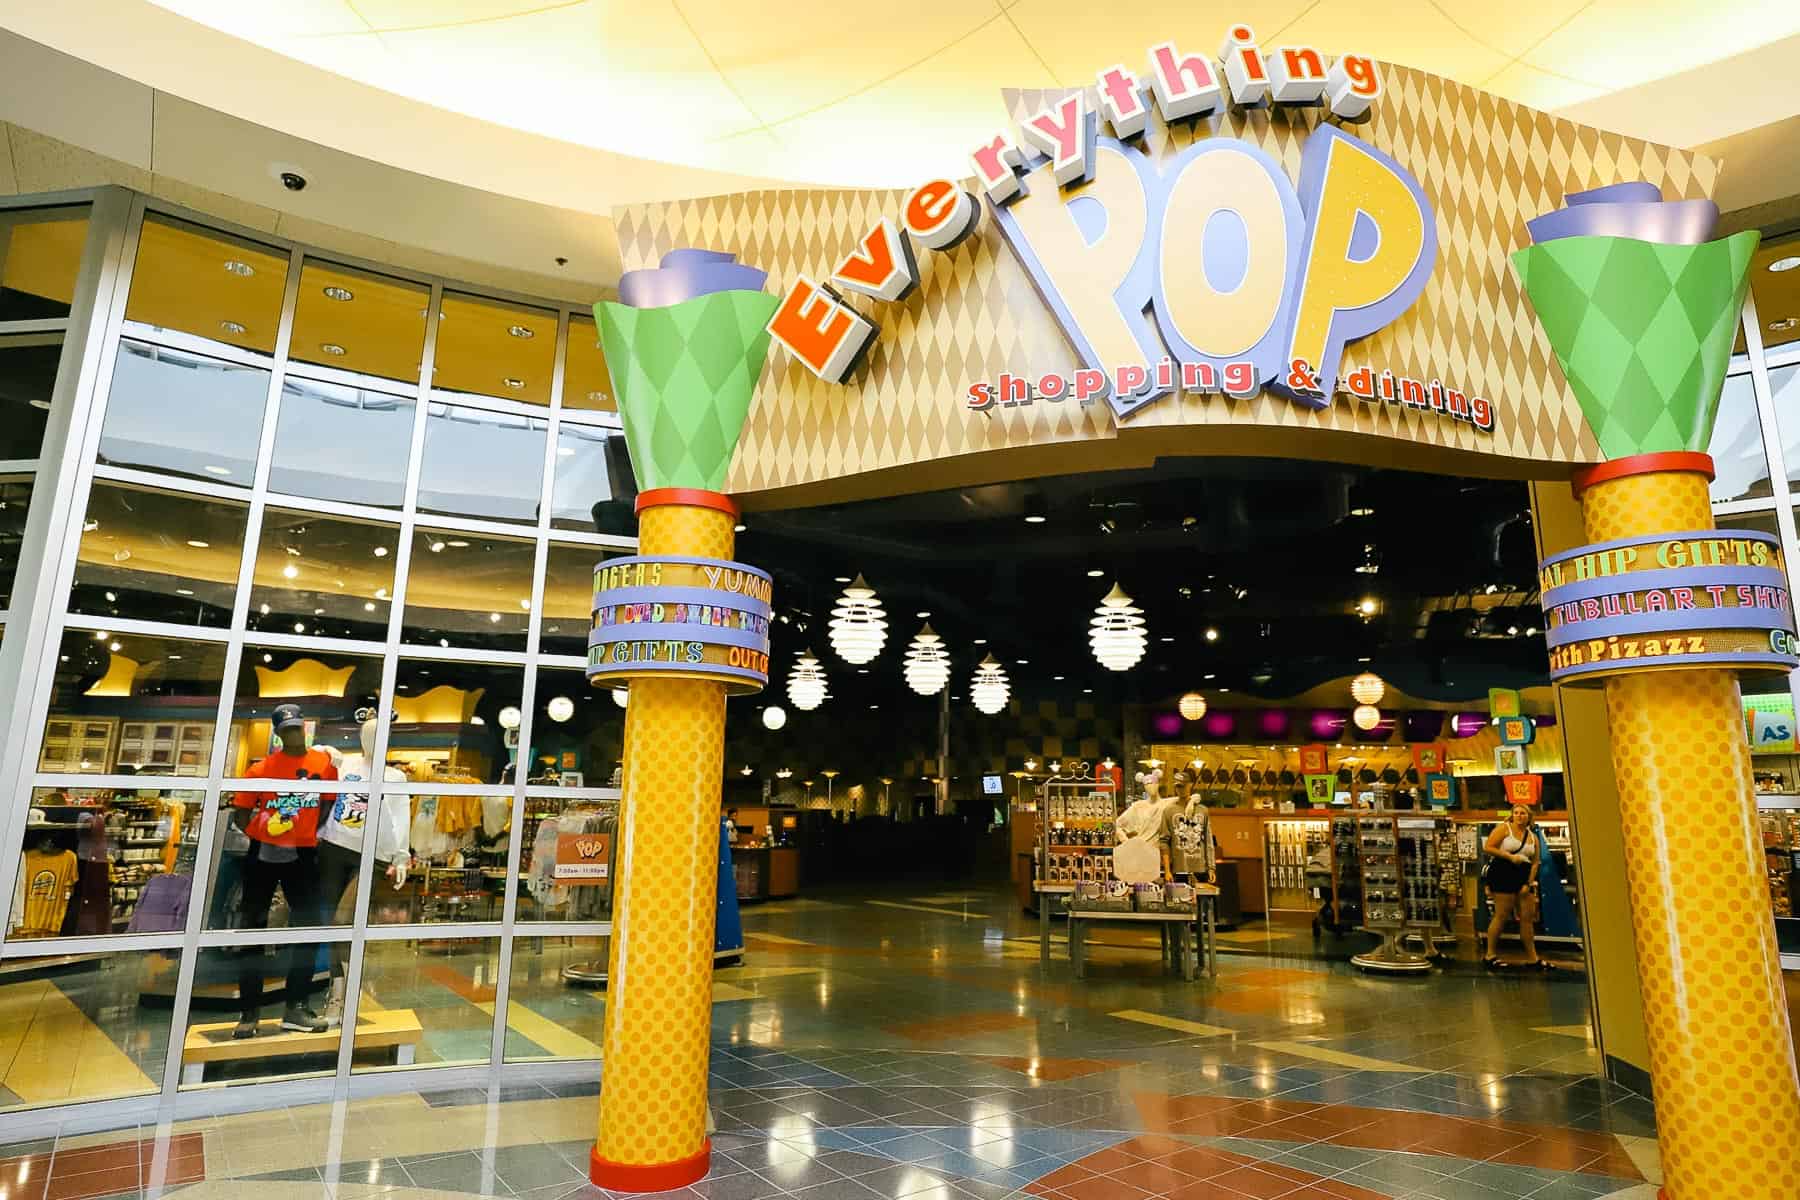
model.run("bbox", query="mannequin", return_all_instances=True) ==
[1162,769,1216,883]
[1115,769,1164,842]
[316,714,411,1027]
[1113,768,1164,883]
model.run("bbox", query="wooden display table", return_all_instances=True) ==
[181,1008,422,1084]
[1032,883,1218,980]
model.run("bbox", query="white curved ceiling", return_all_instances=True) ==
[60,0,1800,188]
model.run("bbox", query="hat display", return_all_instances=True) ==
[271,703,306,732]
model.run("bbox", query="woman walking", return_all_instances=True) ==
[1483,804,1547,969]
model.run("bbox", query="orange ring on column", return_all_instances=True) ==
[635,488,739,518]
[590,1141,710,1192]
[1571,452,1715,497]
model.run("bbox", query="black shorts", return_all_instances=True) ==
[1487,857,1532,896]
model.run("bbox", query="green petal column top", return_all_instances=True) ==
[595,250,781,493]
[1510,187,1757,461]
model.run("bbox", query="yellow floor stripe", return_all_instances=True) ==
[743,932,812,945]
[717,965,819,981]
[1532,1024,1595,1040]
[1110,1009,1235,1038]
[866,900,988,919]
[1252,1039,1422,1073]
[477,1001,602,1059]
[0,978,156,1103]
[712,982,758,1002]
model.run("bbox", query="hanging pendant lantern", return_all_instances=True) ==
[903,624,951,696]
[1352,704,1382,731]
[1179,692,1207,721]
[1350,671,1386,706]
[787,650,829,711]
[1089,582,1147,671]
[971,655,1011,715]
[829,574,888,664]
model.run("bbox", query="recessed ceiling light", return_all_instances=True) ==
[1203,673,1215,680]
[1771,317,1799,332]
[1349,505,1375,517]
[507,325,535,339]
[834,576,852,583]
[373,546,389,557]
[1017,659,1029,664]
[1160,636,1174,642]
[973,638,987,645]
[1771,256,1800,273]
[446,540,469,548]
[176,588,194,596]
[1082,688,1093,694]
[1204,628,1219,641]
[323,286,354,301]
[293,622,305,633]
[282,564,299,579]
[167,654,181,661]
[1053,675,1064,681]
[586,391,607,403]
[203,465,232,476]
[28,398,50,410]
[108,641,121,652]
[187,539,210,548]
[502,377,526,390]
[320,343,347,355]
[1024,514,1047,524]
[219,320,247,335]
[364,601,376,612]
[429,541,446,553]
[223,261,255,277]
[1086,569,1103,577]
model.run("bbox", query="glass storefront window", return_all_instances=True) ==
[1718,511,1781,537]
[390,658,522,785]
[1710,370,1772,503]
[41,630,228,775]
[289,260,429,384]
[563,315,615,413]
[268,376,415,507]
[504,936,608,1058]
[9,786,204,940]
[125,215,288,356]
[516,793,616,925]
[70,482,249,628]
[367,790,510,925]
[550,422,633,533]
[247,509,400,642]
[0,207,88,321]
[402,529,535,652]
[0,332,62,459]
[0,949,175,1107]
[179,944,344,1085]
[226,645,383,773]
[0,475,29,608]
[525,667,620,790]
[1769,363,1800,491]
[540,542,611,657]
[1751,235,1800,353]
[98,341,271,485]
[417,403,548,523]
[354,937,502,1071]
[434,293,556,405]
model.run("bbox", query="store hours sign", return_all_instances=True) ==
[765,24,1487,430]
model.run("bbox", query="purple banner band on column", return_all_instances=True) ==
[588,659,770,687]
[1552,652,1797,682]
[1540,529,1778,568]
[1542,564,1786,605]
[1546,606,1796,649]
[616,250,770,309]
[588,624,769,653]
[594,585,773,619]
[1526,199,1718,246]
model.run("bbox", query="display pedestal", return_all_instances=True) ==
[1351,930,1433,974]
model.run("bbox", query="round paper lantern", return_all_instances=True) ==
[903,624,950,696]
[829,575,887,664]
[547,696,575,723]
[1350,671,1386,706]
[1179,692,1207,721]
[1352,704,1381,731]
[611,687,628,709]
[787,650,829,711]
[971,655,1010,715]
[1089,583,1147,670]
[498,706,522,731]
[762,705,787,730]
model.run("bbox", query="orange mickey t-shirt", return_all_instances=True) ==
[235,749,339,848]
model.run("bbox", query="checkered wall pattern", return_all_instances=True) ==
[611,65,1718,501]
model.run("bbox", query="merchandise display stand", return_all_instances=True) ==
[1350,813,1438,974]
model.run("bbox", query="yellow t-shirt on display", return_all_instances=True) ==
[18,848,78,937]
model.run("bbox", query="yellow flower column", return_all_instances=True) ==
[588,493,745,1192]
[1569,454,1800,1200]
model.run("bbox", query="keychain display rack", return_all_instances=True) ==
[1349,813,1443,974]
[1036,771,1119,887]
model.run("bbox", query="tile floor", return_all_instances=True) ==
[0,883,1663,1199]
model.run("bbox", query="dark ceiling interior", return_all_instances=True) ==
[710,457,1547,715]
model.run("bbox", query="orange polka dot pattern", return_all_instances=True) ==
[1582,469,1800,1200]
[594,501,736,1170]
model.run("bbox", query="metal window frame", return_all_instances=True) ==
[0,186,632,1121]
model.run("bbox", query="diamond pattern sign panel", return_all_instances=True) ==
[611,65,1719,501]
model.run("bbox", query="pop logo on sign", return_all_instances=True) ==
[766,26,1453,425]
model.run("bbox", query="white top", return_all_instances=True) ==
[1498,824,1540,859]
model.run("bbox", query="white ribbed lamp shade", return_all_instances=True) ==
[1352,704,1382,731]
[1089,583,1147,670]
[971,655,1010,715]
[1350,672,1386,706]
[787,651,830,711]
[903,624,950,695]
[829,574,888,664]
[1179,692,1207,721]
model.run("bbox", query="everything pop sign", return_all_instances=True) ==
[766,25,1484,430]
